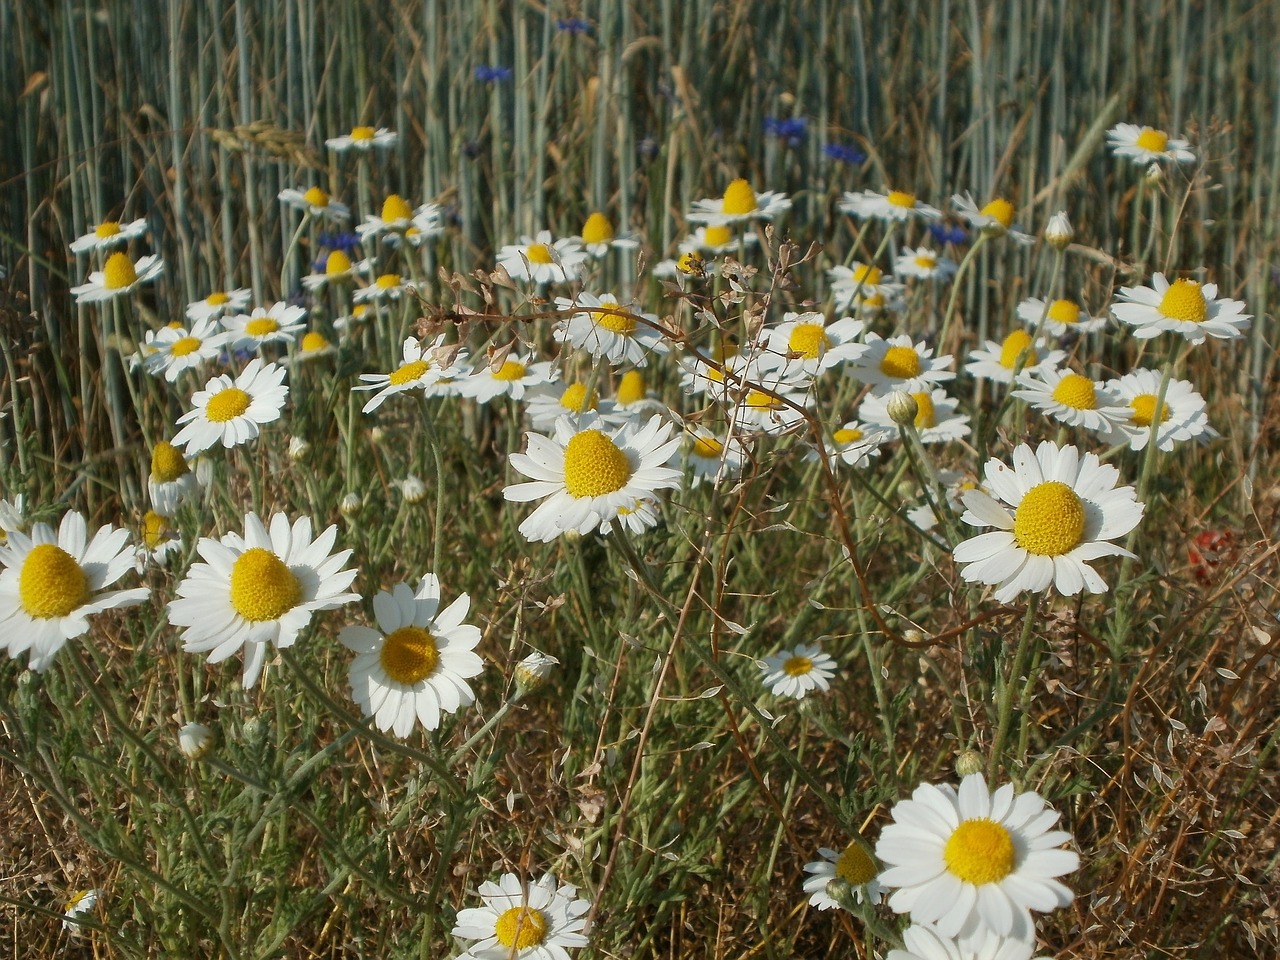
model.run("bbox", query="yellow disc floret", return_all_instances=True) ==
[492,360,527,382]
[944,819,1017,885]
[591,303,638,334]
[389,359,431,386]
[581,211,613,244]
[722,178,758,215]
[142,511,171,550]
[835,841,878,885]
[244,317,280,337]
[1129,394,1169,427]
[350,126,375,141]
[788,323,829,360]
[379,625,440,684]
[782,655,813,676]
[852,263,883,285]
[151,441,191,482]
[563,429,632,498]
[326,251,353,276]
[206,291,231,307]
[494,907,549,950]
[980,197,1015,228]
[95,221,122,239]
[616,370,646,406]
[746,389,781,410]
[1047,299,1081,325]
[19,544,89,619]
[381,194,412,223]
[169,336,202,357]
[1013,480,1086,556]
[691,435,723,458]
[880,345,922,380]
[559,383,598,412]
[301,332,330,353]
[205,387,252,422]
[1158,279,1208,323]
[1051,373,1097,410]
[375,273,402,290]
[303,186,330,208]
[833,427,864,445]
[912,392,936,429]
[1136,127,1169,153]
[525,243,554,264]
[229,548,301,622]
[887,190,916,208]
[998,330,1037,369]
[102,252,138,290]
[703,225,733,247]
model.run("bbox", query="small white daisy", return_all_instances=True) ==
[875,772,1080,943]
[142,318,229,382]
[62,888,102,934]
[950,193,1032,243]
[354,335,464,413]
[727,367,813,436]
[1106,123,1195,165]
[1105,368,1216,451]
[148,440,201,514]
[353,272,416,304]
[848,334,955,397]
[578,211,641,258]
[681,427,752,488]
[1011,367,1129,438]
[325,125,397,152]
[952,440,1144,602]
[963,330,1064,385]
[386,203,448,247]
[504,413,682,542]
[802,840,884,910]
[71,251,164,303]
[838,188,941,222]
[554,292,669,367]
[887,923,1045,960]
[222,302,308,352]
[497,230,589,284]
[680,223,760,255]
[458,353,557,404]
[452,872,590,960]
[69,218,148,253]
[186,288,252,324]
[599,497,662,536]
[0,511,149,671]
[806,420,892,469]
[1111,273,1250,343]
[759,641,836,699]
[340,575,484,737]
[172,358,289,454]
[757,311,867,376]
[828,264,906,313]
[167,512,359,689]
[523,381,624,433]
[355,194,420,241]
[0,495,27,542]
[135,510,183,570]
[277,185,350,221]
[301,251,372,292]
[894,245,957,282]
[860,388,970,444]
[1015,297,1107,337]
[687,178,791,226]
[677,351,747,403]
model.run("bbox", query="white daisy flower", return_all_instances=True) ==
[950,193,1032,243]
[1105,368,1216,451]
[523,381,624,433]
[148,440,201,514]
[324,125,397,152]
[963,330,1064,384]
[1011,367,1129,438]
[802,840,884,910]
[727,367,813,436]
[172,358,289,454]
[848,334,955,397]
[887,922,1046,960]
[340,575,484,737]
[687,178,791,226]
[553,292,669,367]
[504,413,682,542]
[300,251,372,292]
[599,497,662,536]
[1015,297,1107,336]
[353,335,464,413]
[135,510,183,570]
[611,369,670,420]
[451,872,591,960]
[681,427,752,488]
[71,251,164,303]
[496,230,589,284]
[458,353,557,404]
[186,288,252,324]
[828,264,906,313]
[860,388,971,444]
[952,440,1144,602]
[355,194,419,241]
[177,721,215,760]
[277,185,350,221]
[894,245,957,282]
[353,272,416,304]
[838,188,941,222]
[758,641,836,699]
[578,211,641,258]
[1111,273,1250,343]
[69,217,148,254]
[62,888,102,934]
[805,420,892,469]
[167,511,359,689]
[1106,123,1195,165]
[677,351,748,403]
[141,318,229,382]
[0,511,149,671]
[680,223,760,255]
[222,302,308,352]
[383,203,448,248]
[0,495,27,542]
[875,773,1080,944]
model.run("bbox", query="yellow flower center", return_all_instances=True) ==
[833,427,864,445]
[943,819,1017,885]
[616,370,645,406]
[1136,127,1169,153]
[746,389,782,410]
[1013,480,1086,556]
[1129,394,1170,427]
[206,291,231,307]
[835,841,878,885]
[914,252,937,268]
[852,263,882,285]
[913,391,936,429]
[494,907,549,950]
[862,293,886,309]
[591,303,638,334]
[351,126,375,141]
[151,441,190,482]
[559,383,598,412]
[389,359,430,386]
[704,225,733,247]
[19,543,89,619]
[690,435,723,458]
[880,345,922,380]
[782,655,813,676]
[518,240,555,265]
[301,331,330,353]
[563,429,632,498]
[1051,373,1097,410]
[205,387,252,422]
[245,317,280,337]
[142,510,170,550]
[582,211,613,244]
[303,186,330,207]
[677,252,704,274]
[169,336,202,358]
[492,360,527,382]
[381,194,412,222]
[998,330,1036,369]
[95,221,121,239]
[788,322,829,360]
[229,548,301,622]
[102,252,138,289]
[980,197,1015,228]
[887,190,916,208]
[1158,279,1208,323]
[379,625,440,684]
[1047,299,1081,325]
[326,251,352,276]
[376,274,403,290]
[722,178,758,215]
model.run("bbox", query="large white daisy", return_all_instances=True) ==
[167,512,359,689]
[1010,367,1128,438]
[458,353,557,404]
[340,575,484,737]
[1106,123,1195,165]
[1015,297,1107,337]
[553,292,669,367]
[952,440,1144,602]
[141,318,229,382]
[838,188,941,223]
[686,178,791,226]
[1110,273,1250,343]
[496,231,589,284]
[354,335,462,413]
[523,381,625,433]
[802,840,884,910]
[1105,368,1216,451]
[963,330,1064,385]
[451,872,590,960]
[887,923,1044,960]
[757,311,866,376]
[172,358,289,454]
[848,334,955,397]
[70,251,164,303]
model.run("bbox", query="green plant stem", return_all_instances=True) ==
[988,595,1040,782]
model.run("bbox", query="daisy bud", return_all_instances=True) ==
[1044,211,1073,250]
[177,721,214,760]
[1144,162,1164,186]
[287,436,310,461]
[370,426,388,445]
[398,474,428,504]
[885,390,919,426]
[340,492,363,516]
[515,650,559,691]
[902,628,926,645]
[824,877,858,913]
[955,749,985,777]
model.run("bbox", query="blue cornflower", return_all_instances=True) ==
[474,65,513,83]
[823,142,866,165]
[928,223,970,246]
[764,116,808,148]
[556,17,591,34]
[318,231,361,254]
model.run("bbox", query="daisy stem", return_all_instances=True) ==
[840,216,874,268]
[898,422,961,548]
[279,212,311,302]
[937,232,990,354]
[988,594,1040,783]
[419,396,448,575]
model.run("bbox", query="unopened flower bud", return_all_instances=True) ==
[825,877,858,913]
[340,492,363,516]
[1044,211,1073,251]
[287,436,310,461]
[1144,162,1163,186]
[955,749,985,778]
[515,650,559,691]
[885,390,918,426]
[398,474,427,504]
[177,721,214,760]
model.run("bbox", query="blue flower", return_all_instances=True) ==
[764,116,808,148]
[318,231,361,254]
[823,142,866,165]
[928,223,970,246]
[474,65,513,83]
[556,17,591,34]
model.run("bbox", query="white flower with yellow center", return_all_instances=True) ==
[148,440,201,514]
[70,217,148,253]
[806,420,892,469]
[353,272,417,304]
[340,575,484,737]
[385,202,448,248]
[62,888,102,934]
[277,185,350,221]
[759,642,836,699]
[727,367,812,436]
[301,251,372,292]
[682,427,752,488]
[600,497,662,536]
[496,230,589,284]
[875,773,1079,944]
[611,369,669,419]
[289,330,338,364]
[578,210,640,257]
[1015,297,1107,336]
[459,353,557,404]
[859,388,970,444]
[1106,123,1195,165]
[964,330,1064,384]
[172,358,289,454]
[451,872,591,960]
[324,125,397,152]
[167,512,359,689]
[848,334,955,397]
[71,251,164,303]
[1105,369,1216,452]
[504,413,682,542]
[186,288,251,324]
[950,193,1032,243]
[0,511,149,671]
[354,335,462,413]
[142,318,229,382]
[523,381,624,433]
[222,302,307,351]
[1111,273,1250,343]
[952,441,1143,602]
[679,223,760,256]
[355,193,420,241]
[894,245,957,281]
[0,495,27,543]
[828,263,906,313]
[554,292,669,367]
[1011,366,1128,437]
[687,178,791,226]
[887,923,1045,960]
[677,351,748,403]
[135,510,183,570]
[838,188,941,222]
[802,840,884,910]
